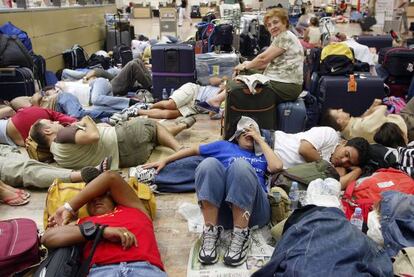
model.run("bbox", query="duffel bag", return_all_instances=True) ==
[0,33,34,69]
[379,47,414,77]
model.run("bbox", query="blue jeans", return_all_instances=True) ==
[154,156,204,192]
[56,92,112,120]
[90,78,129,112]
[61,68,90,81]
[88,261,166,277]
[195,157,270,229]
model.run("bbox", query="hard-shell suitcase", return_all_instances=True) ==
[318,74,385,116]
[223,88,276,139]
[151,44,196,100]
[379,47,414,77]
[0,67,36,101]
[106,29,132,52]
[354,35,393,52]
[195,52,239,85]
[277,99,307,133]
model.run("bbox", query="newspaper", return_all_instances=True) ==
[187,228,274,277]
[234,74,270,95]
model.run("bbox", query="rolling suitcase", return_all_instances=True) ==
[151,44,196,100]
[354,35,393,52]
[277,99,307,133]
[106,30,132,52]
[223,88,276,139]
[0,67,36,101]
[378,47,414,78]
[318,74,385,116]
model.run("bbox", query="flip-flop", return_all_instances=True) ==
[98,156,112,173]
[0,194,30,206]
[16,189,30,200]
[81,167,101,184]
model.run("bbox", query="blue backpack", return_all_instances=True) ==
[0,22,32,53]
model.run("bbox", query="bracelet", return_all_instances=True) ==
[63,202,77,216]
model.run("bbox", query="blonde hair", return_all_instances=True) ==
[264,8,289,30]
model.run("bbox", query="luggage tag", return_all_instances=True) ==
[347,74,357,93]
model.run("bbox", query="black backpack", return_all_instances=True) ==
[62,44,88,69]
[32,54,46,88]
[0,33,34,69]
[211,24,233,52]
[319,43,354,76]
[112,44,133,67]
[88,53,111,70]
[202,12,216,23]
[190,5,201,18]
[239,33,259,57]
[34,225,105,277]
[362,144,398,177]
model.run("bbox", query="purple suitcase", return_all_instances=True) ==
[378,47,414,78]
[277,99,307,133]
[151,44,196,101]
[318,74,385,116]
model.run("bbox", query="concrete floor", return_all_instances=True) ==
[0,16,398,277]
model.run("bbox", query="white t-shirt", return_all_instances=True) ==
[344,39,375,65]
[60,80,90,106]
[273,127,341,169]
[196,85,221,102]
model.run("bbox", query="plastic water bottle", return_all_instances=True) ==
[289,182,299,211]
[350,207,364,231]
[170,88,175,96]
[162,88,168,100]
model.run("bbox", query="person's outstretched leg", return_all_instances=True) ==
[138,108,181,119]
[57,92,112,120]
[111,59,152,96]
[155,122,182,151]
[90,78,129,111]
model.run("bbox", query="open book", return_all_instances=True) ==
[234,74,271,94]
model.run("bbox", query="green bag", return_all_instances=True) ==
[271,160,340,194]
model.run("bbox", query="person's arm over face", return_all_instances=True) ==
[50,171,149,226]
[74,116,100,145]
[361,99,383,118]
[339,166,362,190]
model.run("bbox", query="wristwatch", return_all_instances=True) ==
[79,221,99,240]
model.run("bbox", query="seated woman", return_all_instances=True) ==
[198,8,304,114]
[42,171,166,277]
[143,116,283,266]
[302,17,321,48]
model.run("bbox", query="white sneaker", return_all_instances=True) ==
[223,227,251,267]
[129,165,156,183]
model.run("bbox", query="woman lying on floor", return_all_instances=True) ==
[42,171,166,277]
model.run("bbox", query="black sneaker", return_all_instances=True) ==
[198,225,221,265]
[223,227,251,267]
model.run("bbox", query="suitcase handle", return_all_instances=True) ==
[0,67,17,77]
[230,104,275,113]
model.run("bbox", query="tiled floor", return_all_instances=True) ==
[0,16,393,277]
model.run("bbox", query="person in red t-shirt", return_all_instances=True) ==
[0,106,76,146]
[42,171,166,277]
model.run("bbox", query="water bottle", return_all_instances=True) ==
[170,88,175,96]
[350,207,364,231]
[289,182,299,211]
[162,88,168,100]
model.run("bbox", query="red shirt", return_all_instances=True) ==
[11,106,76,140]
[78,206,164,271]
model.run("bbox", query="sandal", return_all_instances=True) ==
[98,156,112,173]
[16,189,30,200]
[0,194,30,206]
[175,116,196,128]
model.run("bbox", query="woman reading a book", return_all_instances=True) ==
[196,8,304,114]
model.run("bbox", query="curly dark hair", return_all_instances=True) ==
[345,137,370,166]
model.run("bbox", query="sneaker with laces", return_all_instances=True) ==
[121,103,152,117]
[109,112,129,125]
[223,227,251,267]
[198,225,221,265]
[129,166,156,183]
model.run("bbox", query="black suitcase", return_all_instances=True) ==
[0,67,35,101]
[151,44,196,101]
[354,35,393,52]
[112,44,133,67]
[378,47,414,78]
[223,88,276,139]
[318,74,385,116]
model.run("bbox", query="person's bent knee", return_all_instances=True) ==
[228,158,254,172]
[196,157,222,172]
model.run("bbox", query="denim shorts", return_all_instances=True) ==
[89,261,167,277]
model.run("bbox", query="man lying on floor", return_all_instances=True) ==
[135,126,370,190]
[29,115,193,170]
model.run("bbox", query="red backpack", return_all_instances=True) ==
[0,218,41,276]
[342,168,414,221]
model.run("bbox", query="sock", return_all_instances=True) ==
[233,226,249,234]
[129,98,139,106]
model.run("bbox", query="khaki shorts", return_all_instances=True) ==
[115,118,157,167]
[170,83,200,117]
